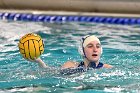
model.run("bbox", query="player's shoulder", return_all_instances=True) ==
[61,61,79,69]
[103,64,113,68]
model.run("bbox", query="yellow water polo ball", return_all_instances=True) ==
[18,33,44,60]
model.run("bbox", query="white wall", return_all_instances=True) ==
[0,0,140,13]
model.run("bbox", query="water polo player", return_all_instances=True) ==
[29,35,113,74]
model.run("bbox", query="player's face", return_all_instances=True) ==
[84,41,102,63]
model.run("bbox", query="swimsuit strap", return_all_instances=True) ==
[88,62,104,69]
[78,61,104,69]
[78,61,85,67]
[96,62,104,68]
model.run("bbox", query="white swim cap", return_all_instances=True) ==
[78,35,102,57]
[83,35,101,48]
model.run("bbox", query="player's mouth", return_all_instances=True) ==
[92,54,98,57]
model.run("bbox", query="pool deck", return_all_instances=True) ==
[1,0,140,17]
[1,0,140,14]
[1,9,140,18]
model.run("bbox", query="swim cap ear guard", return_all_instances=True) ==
[78,35,89,57]
[78,35,103,57]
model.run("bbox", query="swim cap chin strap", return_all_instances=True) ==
[78,35,103,57]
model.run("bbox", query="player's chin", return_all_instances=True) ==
[91,57,99,62]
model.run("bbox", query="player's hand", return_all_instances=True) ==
[27,57,40,63]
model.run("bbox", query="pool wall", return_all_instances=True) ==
[0,0,140,25]
[0,0,140,13]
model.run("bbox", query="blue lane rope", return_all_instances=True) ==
[0,12,140,25]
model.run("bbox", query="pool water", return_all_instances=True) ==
[0,20,140,93]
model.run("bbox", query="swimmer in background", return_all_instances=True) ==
[30,35,113,71]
